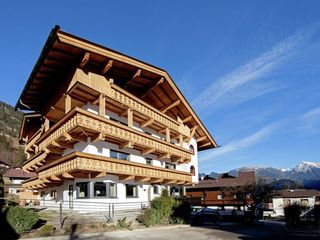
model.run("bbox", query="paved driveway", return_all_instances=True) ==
[25,222,320,240]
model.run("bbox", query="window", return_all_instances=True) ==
[189,145,195,155]
[126,184,138,198]
[218,194,224,200]
[50,190,57,200]
[109,117,126,126]
[146,158,152,165]
[110,150,129,160]
[153,186,160,195]
[109,183,117,198]
[40,191,45,198]
[76,182,89,198]
[94,182,107,197]
[190,165,195,176]
[165,162,176,170]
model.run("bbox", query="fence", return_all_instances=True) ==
[1,197,150,227]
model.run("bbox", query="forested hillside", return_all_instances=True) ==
[0,101,25,167]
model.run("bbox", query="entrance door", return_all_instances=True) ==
[68,185,73,209]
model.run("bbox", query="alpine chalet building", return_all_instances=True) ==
[16,26,217,210]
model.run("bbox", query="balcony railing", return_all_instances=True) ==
[23,107,192,171]
[23,151,192,189]
[68,68,190,137]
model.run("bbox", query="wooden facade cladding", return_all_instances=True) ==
[23,152,192,189]
[68,68,190,137]
[23,107,192,171]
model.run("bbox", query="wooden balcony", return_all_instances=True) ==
[23,151,192,189]
[67,68,191,137]
[23,107,192,171]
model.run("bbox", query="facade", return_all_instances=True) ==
[16,26,217,211]
[185,171,255,210]
[272,189,320,216]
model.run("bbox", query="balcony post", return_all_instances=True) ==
[64,94,71,114]
[127,108,133,128]
[166,128,170,143]
[98,94,106,117]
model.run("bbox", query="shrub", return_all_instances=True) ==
[38,224,55,237]
[116,217,133,230]
[6,206,39,234]
[284,203,306,227]
[137,191,191,227]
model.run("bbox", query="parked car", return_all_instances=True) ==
[190,207,220,225]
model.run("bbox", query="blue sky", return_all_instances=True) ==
[1,1,320,173]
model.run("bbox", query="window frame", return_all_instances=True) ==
[126,184,138,198]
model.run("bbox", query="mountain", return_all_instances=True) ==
[0,101,25,167]
[208,161,320,189]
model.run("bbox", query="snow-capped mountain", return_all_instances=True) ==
[289,161,320,182]
[208,161,320,186]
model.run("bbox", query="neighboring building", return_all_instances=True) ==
[272,189,320,216]
[2,168,36,196]
[185,171,255,210]
[16,26,217,211]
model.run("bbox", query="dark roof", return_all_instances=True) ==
[274,189,320,198]
[191,171,255,189]
[3,168,37,179]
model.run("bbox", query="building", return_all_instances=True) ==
[2,168,36,196]
[185,171,255,210]
[272,189,320,216]
[16,26,217,211]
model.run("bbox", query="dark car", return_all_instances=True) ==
[190,207,220,225]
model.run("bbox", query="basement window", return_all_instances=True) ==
[126,184,138,198]
[76,182,89,198]
[94,182,107,197]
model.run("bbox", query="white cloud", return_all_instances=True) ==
[199,123,278,162]
[300,107,320,134]
[191,24,318,113]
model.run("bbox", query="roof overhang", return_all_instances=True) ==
[16,26,218,151]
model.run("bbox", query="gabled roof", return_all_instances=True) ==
[190,171,255,189]
[273,189,320,198]
[15,26,218,151]
[3,168,36,179]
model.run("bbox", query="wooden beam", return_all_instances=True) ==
[163,179,177,184]
[199,142,211,148]
[158,153,170,160]
[149,178,163,184]
[141,118,154,128]
[179,134,183,147]
[42,178,51,183]
[161,100,180,113]
[141,77,164,98]
[119,175,134,181]
[130,69,141,82]
[119,141,133,149]
[98,93,106,117]
[196,136,207,142]
[177,181,186,185]
[69,133,87,142]
[50,106,64,114]
[44,118,50,132]
[102,59,113,74]
[182,116,192,124]
[51,175,61,181]
[135,176,151,182]
[127,108,133,128]
[63,132,72,141]
[95,171,106,178]
[172,157,184,163]
[80,52,90,68]
[51,140,73,149]
[141,148,155,155]
[165,128,170,143]
[92,132,104,142]
[188,126,198,143]
[64,94,71,114]
[62,172,74,179]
